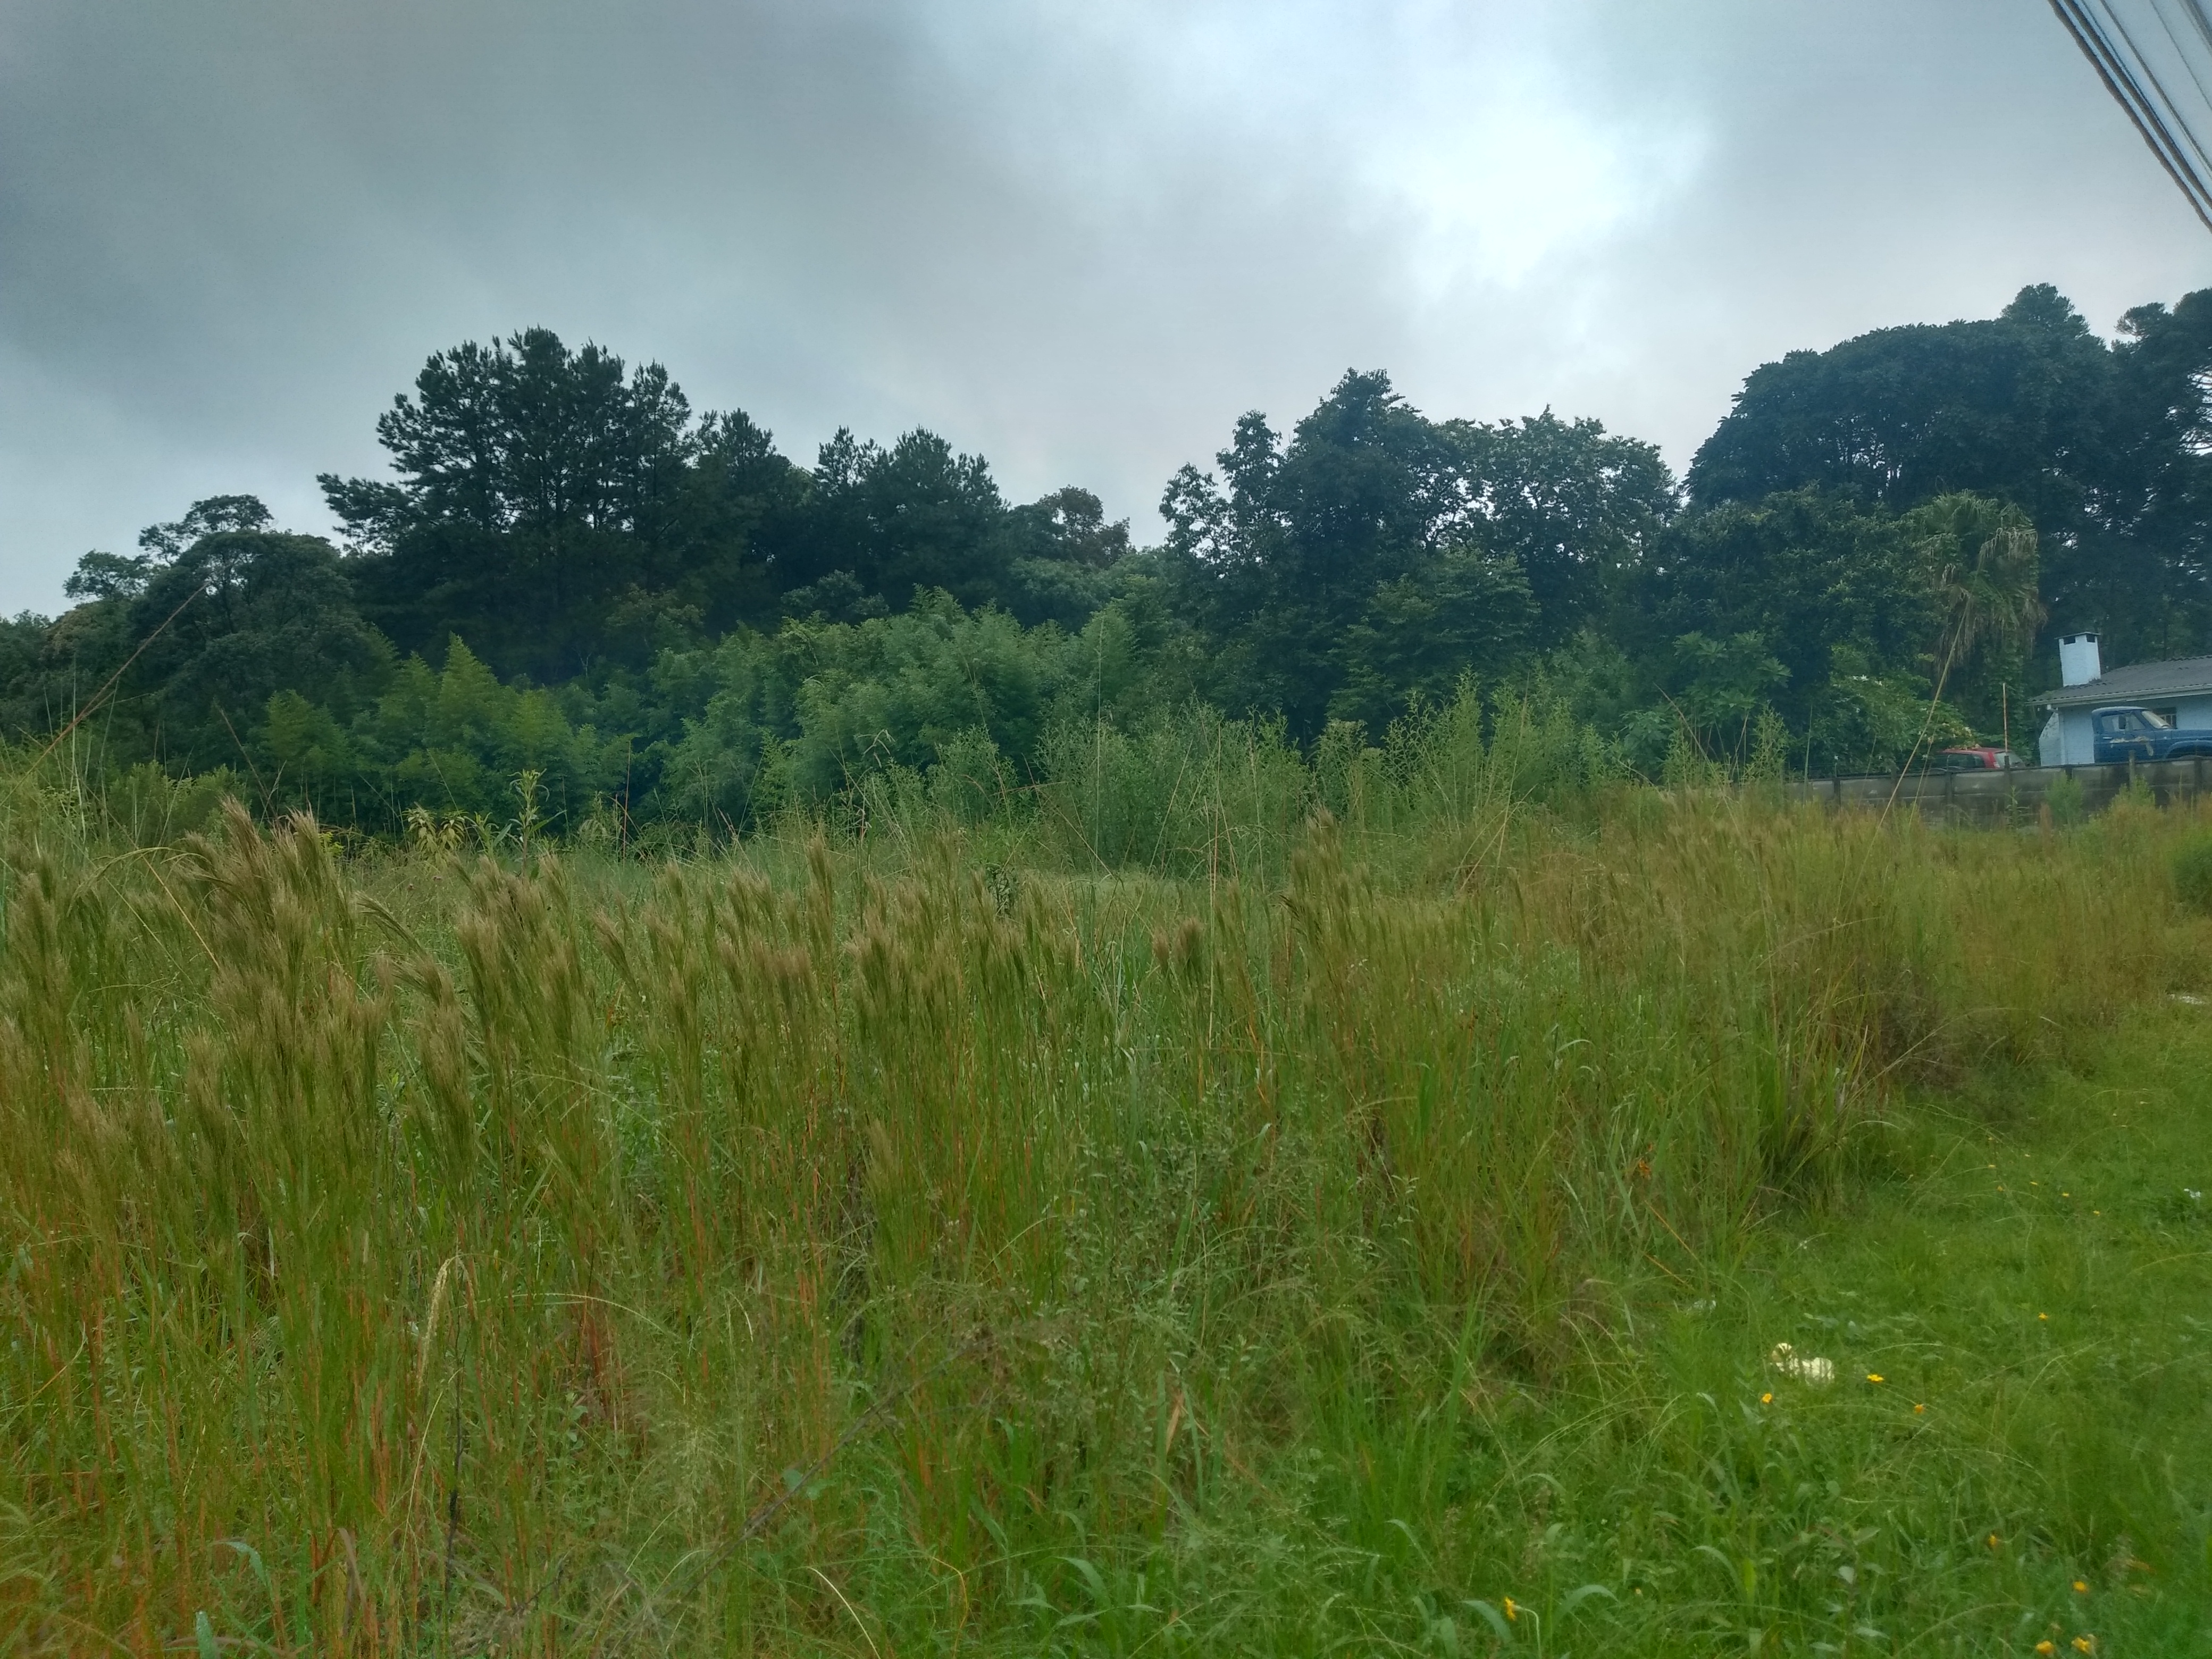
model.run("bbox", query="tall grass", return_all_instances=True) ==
[0,752,2200,1653]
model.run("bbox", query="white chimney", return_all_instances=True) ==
[2059,632,2102,689]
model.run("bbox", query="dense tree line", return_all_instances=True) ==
[6,282,2209,842]
[1688,283,2212,658]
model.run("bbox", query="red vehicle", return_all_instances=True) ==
[1930,747,2023,771]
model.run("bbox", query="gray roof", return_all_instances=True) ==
[2038,653,2212,709]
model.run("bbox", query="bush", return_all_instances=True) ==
[2174,832,2212,915]
[2046,770,2086,828]
[1,761,2201,1649]
[103,760,241,846]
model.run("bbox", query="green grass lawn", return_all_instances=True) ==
[1436,1009,2212,1656]
[719,1023,2212,1658]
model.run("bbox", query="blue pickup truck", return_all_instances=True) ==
[2090,705,2212,764]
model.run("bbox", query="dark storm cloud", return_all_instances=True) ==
[1,0,2205,612]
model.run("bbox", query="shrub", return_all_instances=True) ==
[0,768,2197,1650]
[2046,770,2087,827]
[2174,831,2212,915]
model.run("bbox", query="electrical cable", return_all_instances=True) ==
[2050,0,2212,230]
[2079,0,2212,219]
[2046,0,2179,198]
[2175,0,2212,56]
[2092,0,2212,183]
[2064,0,2212,221]
[2143,0,2212,121]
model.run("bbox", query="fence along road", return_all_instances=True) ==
[1788,759,2212,824]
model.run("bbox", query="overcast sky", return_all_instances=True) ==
[2,0,2206,615]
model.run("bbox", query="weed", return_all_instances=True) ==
[2,774,2208,1653]
[2173,831,2212,916]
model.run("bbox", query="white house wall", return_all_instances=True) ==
[2038,708,2099,767]
[2178,694,2212,731]
[2060,708,2097,765]
[2039,711,2064,766]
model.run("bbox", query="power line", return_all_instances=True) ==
[2096,0,2212,187]
[2051,0,2212,230]
[2050,0,2212,225]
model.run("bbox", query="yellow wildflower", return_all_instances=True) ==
[1914,1402,1925,1414]
[2036,1643,2056,1656]
[1760,1392,1773,1404]
[2073,1579,2088,1594]
[1867,1373,1884,1384]
[1503,1596,1518,1621]
[2073,1637,2096,1654]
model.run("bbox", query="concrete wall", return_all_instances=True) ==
[1788,758,2212,825]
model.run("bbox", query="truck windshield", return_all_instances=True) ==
[2102,709,2172,732]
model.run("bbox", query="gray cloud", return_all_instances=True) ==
[2,0,2204,613]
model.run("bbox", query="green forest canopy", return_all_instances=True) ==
[7,281,2211,840]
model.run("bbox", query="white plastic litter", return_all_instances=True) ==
[1767,1342,1836,1386]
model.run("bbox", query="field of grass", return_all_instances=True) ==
[3,761,2210,1655]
